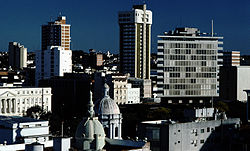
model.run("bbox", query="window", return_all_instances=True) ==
[201,129,204,133]
[178,141,180,144]
[35,124,42,127]
[207,127,210,132]
[115,127,118,137]
[200,139,205,144]
[23,125,29,128]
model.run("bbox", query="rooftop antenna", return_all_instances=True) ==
[211,19,214,37]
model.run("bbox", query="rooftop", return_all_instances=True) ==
[0,116,44,124]
[159,27,223,39]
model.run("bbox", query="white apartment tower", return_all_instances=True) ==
[118,4,152,79]
[36,46,72,85]
[8,42,27,69]
[157,28,223,103]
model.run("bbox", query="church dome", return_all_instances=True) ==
[75,117,105,140]
[98,84,120,115]
[75,91,105,150]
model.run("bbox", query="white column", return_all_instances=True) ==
[109,123,113,139]
[3,99,6,113]
[118,118,122,139]
[112,123,115,139]
[8,99,11,113]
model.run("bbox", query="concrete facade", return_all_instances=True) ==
[157,27,223,101]
[35,46,72,86]
[138,118,240,151]
[127,83,140,104]
[0,116,50,145]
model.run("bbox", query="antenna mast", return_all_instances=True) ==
[211,20,214,37]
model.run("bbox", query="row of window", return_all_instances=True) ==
[162,49,217,55]
[163,55,217,61]
[164,84,216,90]
[163,67,215,72]
[22,124,42,128]
[166,90,216,96]
[16,90,50,95]
[162,43,217,49]
[186,73,217,78]
[167,78,217,84]
[174,61,208,66]
[192,127,214,134]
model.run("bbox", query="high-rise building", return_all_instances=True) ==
[118,4,152,79]
[8,42,27,69]
[157,27,223,103]
[36,16,72,86]
[222,51,240,66]
[42,16,71,50]
[36,46,72,85]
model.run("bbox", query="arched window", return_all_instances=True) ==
[115,127,118,137]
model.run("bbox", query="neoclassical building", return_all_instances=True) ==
[97,84,122,139]
[0,87,52,116]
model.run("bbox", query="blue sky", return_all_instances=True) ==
[0,0,249,54]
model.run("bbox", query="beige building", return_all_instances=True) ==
[112,75,140,104]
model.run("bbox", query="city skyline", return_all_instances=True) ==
[0,0,249,54]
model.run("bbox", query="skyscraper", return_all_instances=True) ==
[8,42,27,69]
[36,16,72,86]
[157,27,223,103]
[118,4,152,79]
[42,16,71,50]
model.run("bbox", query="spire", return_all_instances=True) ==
[104,83,110,97]
[88,91,95,118]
